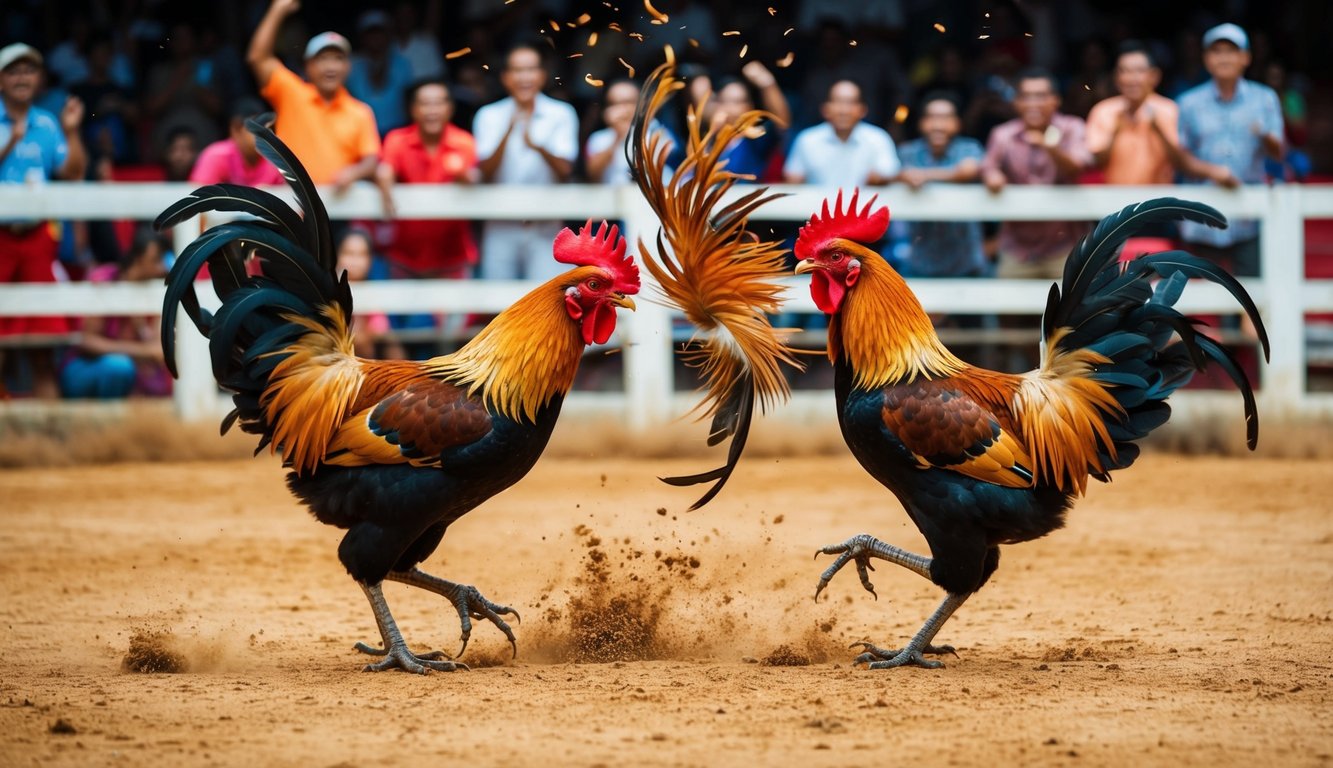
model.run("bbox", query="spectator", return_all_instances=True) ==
[375,78,478,278]
[981,67,1092,280]
[69,34,138,167]
[247,0,381,192]
[472,43,578,282]
[895,93,988,279]
[189,98,283,186]
[689,61,790,180]
[794,18,907,131]
[1062,38,1114,118]
[1086,41,1183,185]
[783,78,899,189]
[142,22,224,159]
[1176,23,1284,277]
[161,126,200,183]
[335,227,405,360]
[347,9,415,137]
[0,43,86,399]
[60,229,172,399]
[391,0,445,81]
[585,79,676,185]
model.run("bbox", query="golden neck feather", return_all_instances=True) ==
[425,272,588,422]
[828,249,966,388]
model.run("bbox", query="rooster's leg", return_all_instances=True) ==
[851,592,969,670]
[813,533,932,601]
[357,582,469,674]
[383,568,520,659]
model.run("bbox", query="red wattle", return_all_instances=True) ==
[811,271,846,314]
[583,301,618,345]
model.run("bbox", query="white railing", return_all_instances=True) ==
[1,181,1331,429]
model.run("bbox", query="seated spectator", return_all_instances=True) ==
[0,42,87,399]
[335,228,405,360]
[247,0,381,192]
[783,78,898,189]
[60,230,172,399]
[1086,41,1182,185]
[981,67,1092,281]
[688,61,790,180]
[347,9,415,137]
[189,98,283,186]
[895,93,987,278]
[375,79,478,279]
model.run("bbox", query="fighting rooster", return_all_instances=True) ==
[157,120,639,673]
[628,64,801,509]
[793,191,1267,668]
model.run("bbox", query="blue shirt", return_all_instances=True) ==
[347,51,415,137]
[896,137,988,277]
[0,106,68,184]
[1177,78,1283,246]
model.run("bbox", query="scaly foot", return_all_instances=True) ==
[814,533,932,601]
[850,641,957,669]
[362,641,469,674]
[352,642,450,660]
[386,570,521,659]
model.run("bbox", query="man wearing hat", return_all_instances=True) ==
[1176,22,1284,277]
[0,42,87,398]
[246,0,380,192]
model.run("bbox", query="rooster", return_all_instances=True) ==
[157,119,639,674]
[790,190,1268,668]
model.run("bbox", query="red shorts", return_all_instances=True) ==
[0,224,73,336]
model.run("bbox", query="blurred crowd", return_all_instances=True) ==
[0,0,1324,398]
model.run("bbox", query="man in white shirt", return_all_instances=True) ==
[783,79,899,189]
[472,44,579,281]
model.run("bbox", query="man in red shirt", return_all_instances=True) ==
[375,79,478,278]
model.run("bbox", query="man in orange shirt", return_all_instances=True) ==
[246,0,379,191]
[375,79,478,278]
[1085,40,1183,185]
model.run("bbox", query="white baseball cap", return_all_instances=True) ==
[1202,23,1249,52]
[0,42,43,72]
[303,31,351,60]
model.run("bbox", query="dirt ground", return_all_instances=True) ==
[1,451,1331,767]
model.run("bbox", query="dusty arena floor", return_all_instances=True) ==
[1,452,1331,766]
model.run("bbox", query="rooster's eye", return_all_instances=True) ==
[830,251,844,262]
[587,279,602,291]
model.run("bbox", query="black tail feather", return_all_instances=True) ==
[659,382,755,511]
[158,117,345,450]
[1045,197,1267,469]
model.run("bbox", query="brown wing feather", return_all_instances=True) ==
[325,366,493,468]
[882,376,1036,489]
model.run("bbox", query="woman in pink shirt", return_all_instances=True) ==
[188,98,283,186]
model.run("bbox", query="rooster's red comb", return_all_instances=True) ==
[554,220,641,295]
[793,189,890,260]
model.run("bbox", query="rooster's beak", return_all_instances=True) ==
[794,259,818,275]
[610,294,637,310]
